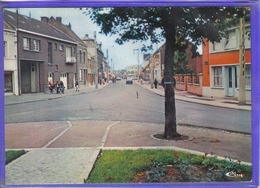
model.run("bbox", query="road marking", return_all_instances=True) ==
[99,121,120,148]
[51,125,69,131]
[9,111,33,116]
[42,121,72,149]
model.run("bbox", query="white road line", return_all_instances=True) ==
[42,121,72,149]
[51,125,68,131]
[8,111,34,116]
[99,121,120,148]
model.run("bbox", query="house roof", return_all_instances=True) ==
[4,10,76,44]
[4,20,15,30]
[47,16,86,46]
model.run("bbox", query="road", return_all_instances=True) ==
[5,81,251,134]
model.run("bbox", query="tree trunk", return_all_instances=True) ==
[163,20,179,138]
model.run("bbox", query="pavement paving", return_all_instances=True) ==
[3,80,252,185]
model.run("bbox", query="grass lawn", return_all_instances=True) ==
[85,149,252,183]
[5,150,27,165]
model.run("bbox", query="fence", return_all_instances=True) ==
[175,73,203,96]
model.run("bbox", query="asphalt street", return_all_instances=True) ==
[5,81,251,134]
[4,81,253,185]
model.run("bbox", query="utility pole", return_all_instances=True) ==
[133,49,140,79]
[238,11,246,105]
[16,8,22,95]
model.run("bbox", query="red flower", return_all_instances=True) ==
[168,170,176,175]
[204,152,209,157]
[237,160,241,163]
[173,153,180,158]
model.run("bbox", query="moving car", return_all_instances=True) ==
[126,74,134,84]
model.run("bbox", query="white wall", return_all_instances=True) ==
[4,29,18,96]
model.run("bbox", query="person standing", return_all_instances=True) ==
[75,80,79,91]
[60,81,65,94]
[56,81,60,94]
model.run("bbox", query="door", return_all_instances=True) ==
[60,73,68,89]
[31,62,39,93]
[226,66,237,97]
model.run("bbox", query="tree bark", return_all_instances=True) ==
[163,17,179,138]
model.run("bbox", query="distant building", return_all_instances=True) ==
[126,65,142,78]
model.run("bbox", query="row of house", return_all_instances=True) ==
[143,22,251,101]
[4,9,110,95]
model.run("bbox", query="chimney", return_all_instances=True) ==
[67,23,71,30]
[56,17,62,23]
[41,17,49,23]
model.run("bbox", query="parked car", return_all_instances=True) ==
[116,77,121,81]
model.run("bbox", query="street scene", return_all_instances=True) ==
[2,6,255,186]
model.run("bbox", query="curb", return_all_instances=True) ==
[135,82,251,111]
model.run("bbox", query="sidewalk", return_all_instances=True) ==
[4,83,109,106]
[136,80,251,111]
[4,80,252,185]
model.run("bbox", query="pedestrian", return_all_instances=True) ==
[75,80,79,91]
[48,82,54,93]
[154,78,158,89]
[60,81,65,94]
[55,81,60,94]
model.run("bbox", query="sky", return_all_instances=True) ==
[8,8,164,70]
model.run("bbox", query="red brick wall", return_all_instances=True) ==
[175,74,203,96]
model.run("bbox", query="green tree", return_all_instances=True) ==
[174,50,192,75]
[85,7,247,138]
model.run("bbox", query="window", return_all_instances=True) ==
[83,52,86,63]
[55,43,58,50]
[33,40,41,51]
[66,47,72,58]
[245,64,251,88]
[79,69,82,80]
[4,41,7,57]
[23,38,30,50]
[79,50,82,63]
[212,28,238,52]
[59,44,64,51]
[245,26,251,49]
[213,67,223,87]
[224,29,237,50]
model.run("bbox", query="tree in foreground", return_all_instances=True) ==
[84,7,248,139]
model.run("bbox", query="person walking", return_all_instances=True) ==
[75,80,79,91]
[154,78,158,89]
